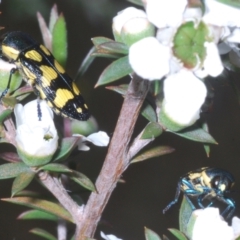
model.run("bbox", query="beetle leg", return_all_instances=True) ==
[163,181,182,214]
[217,197,235,219]
[0,68,18,100]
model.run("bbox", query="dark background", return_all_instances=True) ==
[0,0,240,239]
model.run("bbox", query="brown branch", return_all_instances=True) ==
[38,171,83,223]
[75,74,150,239]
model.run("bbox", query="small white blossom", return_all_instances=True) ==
[203,0,240,27]
[162,70,207,127]
[129,37,170,80]
[232,216,240,239]
[14,100,58,166]
[145,0,187,28]
[195,41,224,78]
[112,7,147,41]
[100,231,122,240]
[73,131,109,151]
[192,208,235,240]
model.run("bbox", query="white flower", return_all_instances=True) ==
[192,208,235,240]
[100,231,122,240]
[195,41,224,78]
[232,216,240,239]
[14,100,58,166]
[162,70,207,127]
[203,0,240,27]
[145,0,187,28]
[112,7,147,42]
[73,131,109,151]
[129,37,170,80]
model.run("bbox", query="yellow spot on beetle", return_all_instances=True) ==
[40,45,51,55]
[54,60,65,74]
[40,65,58,86]
[77,107,83,113]
[2,45,20,60]
[25,50,42,62]
[22,66,37,84]
[72,82,80,95]
[54,88,74,108]
[84,104,88,109]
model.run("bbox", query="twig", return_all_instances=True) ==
[75,74,150,239]
[38,171,83,223]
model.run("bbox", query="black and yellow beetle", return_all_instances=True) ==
[0,31,90,121]
[163,167,236,219]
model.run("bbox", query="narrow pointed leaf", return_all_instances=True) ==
[141,122,163,139]
[162,235,169,240]
[0,109,12,124]
[14,190,42,197]
[2,197,73,222]
[98,42,129,55]
[168,229,188,240]
[2,96,17,108]
[0,152,21,163]
[39,163,72,173]
[91,51,123,59]
[12,85,33,98]
[12,172,35,197]
[52,14,67,67]
[49,4,58,32]
[131,146,175,163]
[141,103,157,122]
[0,162,30,179]
[91,36,114,46]
[76,46,95,78]
[145,227,162,240]
[68,170,96,192]
[202,122,211,157]
[30,228,57,240]
[170,126,217,144]
[127,0,144,6]
[95,56,132,87]
[179,196,193,234]
[105,84,128,95]
[53,137,79,162]
[18,209,58,221]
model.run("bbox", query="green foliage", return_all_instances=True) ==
[18,209,58,221]
[141,122,163,139]
[39,163,72,173]
[95,56,132,87]
[30,228,57,240]
[168,229,188,240]
[145,227,162,240]
[0,162,31,179]
[131,146,175,163]
[2,197,73,223]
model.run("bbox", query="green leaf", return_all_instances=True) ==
[11,172,35,197]
[2,197,73,223]
[18,209,58,221]
[141,102,157,122]
[202,122,211,157]
[68,170,96,192]
[0,109,12,124]
[30,228,57,240]
[76,46,95,78]
[162,235,169,240]
[168,228,188,240]
[0,70,22,94]
[0,162,30,179]
[0,152,21,163]
[97,42,129,55]
[141,122,163,139]
[12,85,33,98]
[131,146,175,163]
[39,163,72,173]
[105,84,128,95]
[14,190,42,198]
[91,36,114,46]
[145,227,162,240]
[2,96,17,108]
[53,137,79,162]
[216,0,240,8]
[179,196,193,234]
[52,14,67,67]
[91,51,123,59]
[95,56,132,87]
[126,0,144,6]
[170,125,217,144]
